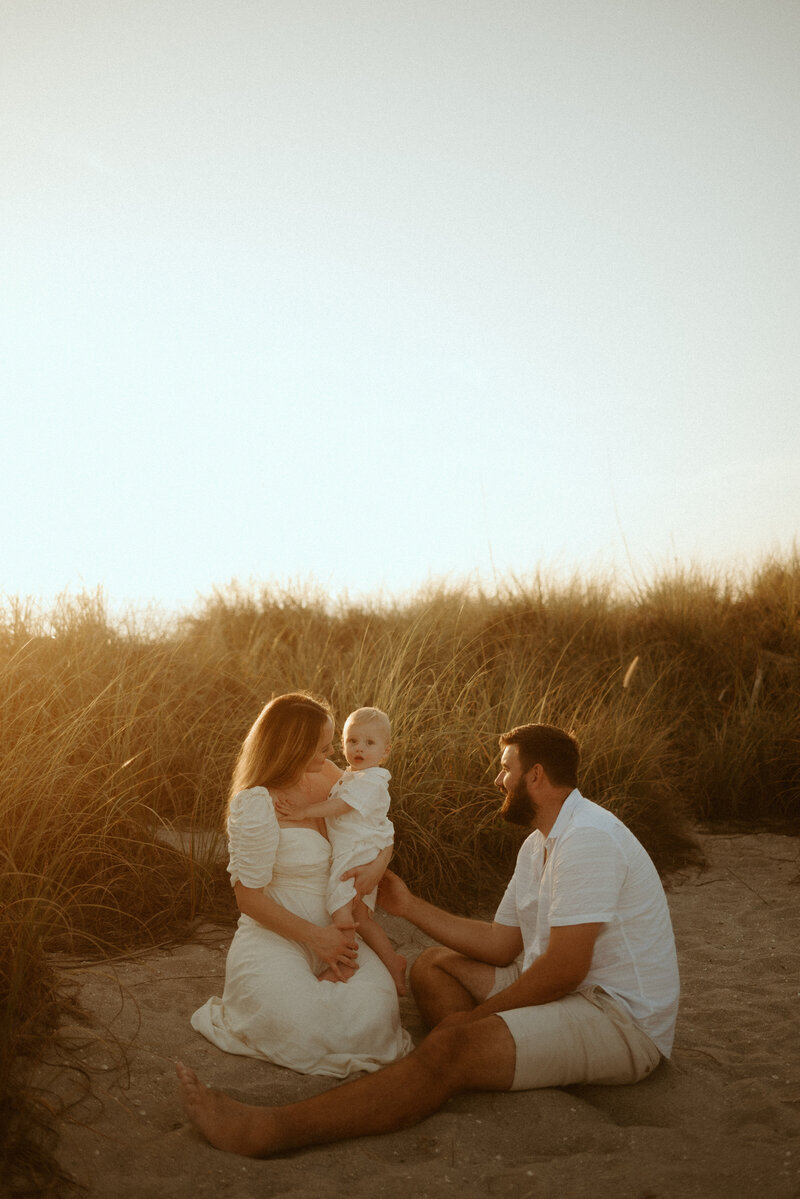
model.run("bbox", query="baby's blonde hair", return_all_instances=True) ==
[344,706,391,741]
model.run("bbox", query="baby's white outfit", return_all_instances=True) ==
[326,766,394,914]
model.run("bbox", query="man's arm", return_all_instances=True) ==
[378,869,523,966]
[465,922,602,1017]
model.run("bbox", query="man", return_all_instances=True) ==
[176,723,679,1157]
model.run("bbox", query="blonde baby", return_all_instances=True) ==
[278,707,406,995]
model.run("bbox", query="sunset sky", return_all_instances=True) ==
[3,1,798,613]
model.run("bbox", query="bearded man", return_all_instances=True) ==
[177,723,679,1157]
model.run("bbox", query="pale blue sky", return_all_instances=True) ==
[2,1,798,612]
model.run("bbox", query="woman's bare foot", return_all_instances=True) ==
[175,1061,275,1157]
[390,953,408,997]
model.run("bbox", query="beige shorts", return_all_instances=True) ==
[488,963,662,1091]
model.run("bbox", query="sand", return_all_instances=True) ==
[44,832,800,1198]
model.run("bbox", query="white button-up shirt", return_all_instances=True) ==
[494,789,680,1055]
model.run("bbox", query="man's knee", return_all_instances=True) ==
[411,946,498,1007]
[414,1023,469,1082]
[410,946,474,1003]
[410,945,452,983]
[415,1018,516,1092]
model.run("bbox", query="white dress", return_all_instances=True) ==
[190,787,413,1078]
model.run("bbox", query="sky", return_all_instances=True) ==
[2,1,799,614]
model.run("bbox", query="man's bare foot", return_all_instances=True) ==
[175,1061,275,1157]
[390,953,408,997]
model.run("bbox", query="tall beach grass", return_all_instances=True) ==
[1,556,798,1191]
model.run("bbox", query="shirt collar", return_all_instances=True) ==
[347,766,391,781]
[543,788,582,845]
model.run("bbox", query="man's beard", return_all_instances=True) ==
[500,776,537,827]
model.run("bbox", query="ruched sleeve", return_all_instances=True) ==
[226,787,280,889]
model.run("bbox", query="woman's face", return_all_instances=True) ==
[305,717,335,773]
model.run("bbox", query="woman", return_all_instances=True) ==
[191,692,413,1078]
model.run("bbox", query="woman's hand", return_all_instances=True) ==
[377,868,413,918]
[309,921,360,982]
[341,845,392,899]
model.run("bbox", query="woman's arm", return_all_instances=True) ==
[234,882,358,980]
[469,923,602,1015]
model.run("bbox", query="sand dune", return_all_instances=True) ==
[45,833,800,1198]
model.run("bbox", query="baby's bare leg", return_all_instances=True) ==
[353,898,407,996]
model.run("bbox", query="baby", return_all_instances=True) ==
[279,706,406,995]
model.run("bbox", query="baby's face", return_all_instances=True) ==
[342,720,390,771]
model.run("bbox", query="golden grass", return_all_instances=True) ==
[1,557,798,1191]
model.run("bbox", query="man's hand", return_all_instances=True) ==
[377,868,414,918]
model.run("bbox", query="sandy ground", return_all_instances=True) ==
[44,832,800,1199]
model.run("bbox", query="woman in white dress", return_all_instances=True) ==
[191,692,413,1078]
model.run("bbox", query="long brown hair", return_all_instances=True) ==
[228,692,334,809]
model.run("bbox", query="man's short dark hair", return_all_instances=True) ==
[499,723,580,788]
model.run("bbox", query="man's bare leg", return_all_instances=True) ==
[176,1015,516,1158]
[410,945,499,1028]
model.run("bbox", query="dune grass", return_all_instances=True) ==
[1,557,798,1192]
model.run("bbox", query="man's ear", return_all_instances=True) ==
[526,762,542,788]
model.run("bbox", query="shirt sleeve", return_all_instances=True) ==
[226,787,280,889]
[547,826,626,925]
[494,833,540,927]
[493,872,521,926]
[332,773,389,819]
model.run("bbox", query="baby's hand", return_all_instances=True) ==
[274,796,305,820]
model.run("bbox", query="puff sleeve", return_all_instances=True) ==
[226,787,280,889]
